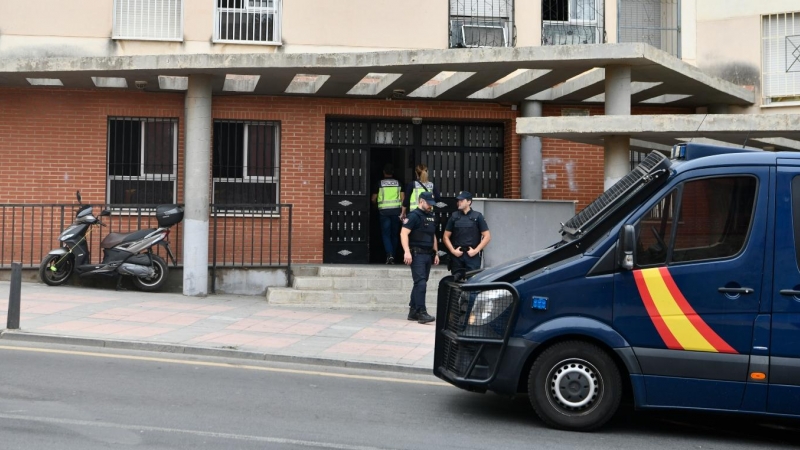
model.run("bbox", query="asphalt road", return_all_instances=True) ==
[0,342,798,450]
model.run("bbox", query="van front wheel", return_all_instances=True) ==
[528,341,622,431]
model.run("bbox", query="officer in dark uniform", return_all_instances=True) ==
[400,191,439,324]
[443,191,491,280]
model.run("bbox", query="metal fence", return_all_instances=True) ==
[618,0,680,58]
[0,203,292,270]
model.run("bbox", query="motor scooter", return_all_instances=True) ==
[39,191,183,291]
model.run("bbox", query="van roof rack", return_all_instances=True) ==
[561,151,671,238]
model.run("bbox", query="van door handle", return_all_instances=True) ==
[779,289,800,296]
[718,287,754,295]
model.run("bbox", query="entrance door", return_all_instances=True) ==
[369,147,408,263]
[613,168,768,410]
[768,163,800,415]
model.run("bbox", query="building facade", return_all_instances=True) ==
[1,1,799,294]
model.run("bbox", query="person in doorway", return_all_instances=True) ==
[443,191,491,280]
[401,164,440,221]
[400,191,439,324]
[371,164,404,264]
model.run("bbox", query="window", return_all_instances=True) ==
[214,0,282,44]
[107,118,178,206]
[212,121,280,208]
[449,0,514,48]
[762,12,800,104]
[618,0,681,58]
[635,176,756,267]
[542,0,603,45]
[112,0,183,41]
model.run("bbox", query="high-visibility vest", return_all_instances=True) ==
[377,179,402,210]
[409,181,434,211]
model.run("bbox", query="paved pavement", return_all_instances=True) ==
[0,281,436,374]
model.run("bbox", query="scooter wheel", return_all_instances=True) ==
[39,254,74,286]
[132,255,169,292]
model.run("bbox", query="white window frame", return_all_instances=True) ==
[761,11,800,106]
[112,0,184,42]
[212,121,281,213]
[107,118,179,208]
[213,0,283,46]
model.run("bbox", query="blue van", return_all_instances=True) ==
[434,143,800,431]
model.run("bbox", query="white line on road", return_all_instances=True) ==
[0,413,398,450]
[0,344,449,386]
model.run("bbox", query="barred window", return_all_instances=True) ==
[107,118,178,206]
[542,0,604,46]
[214,0,282,44]
[213,121,280,207]
[762,12,800,104]
[449,0,514,48]
[112,0,183,41]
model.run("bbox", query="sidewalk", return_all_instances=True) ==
[0,282,436,374]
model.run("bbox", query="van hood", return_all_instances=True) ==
[468,245,558,284]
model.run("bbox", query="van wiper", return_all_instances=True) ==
[561,152,671,239]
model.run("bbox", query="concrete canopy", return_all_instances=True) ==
[517,114,800,152]
[0,43,754,107]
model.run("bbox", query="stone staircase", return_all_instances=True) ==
[266,264,449,311]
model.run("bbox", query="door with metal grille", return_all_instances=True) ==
[324,120,505,264]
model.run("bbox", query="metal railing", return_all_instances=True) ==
[542,0,605,46]
[449,0,514,48]
[214,0,282,44]
[0,203,292,271]
[618,0,680,58]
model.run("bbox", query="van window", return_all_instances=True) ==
[791,176,800,268]
[636,176,756,266]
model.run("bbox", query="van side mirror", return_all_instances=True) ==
[100,209,111,217]
[618,225,636,270]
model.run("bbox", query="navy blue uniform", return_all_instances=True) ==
[403,208,437,312]
[445,209,489,274]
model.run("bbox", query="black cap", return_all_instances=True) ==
[383,164,394,175]
[418,191,437,206]
[456,191,473,200]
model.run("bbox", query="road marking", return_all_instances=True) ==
[0,413,398,450]
[0,344,448,386]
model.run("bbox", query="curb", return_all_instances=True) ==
[0,330,433,376]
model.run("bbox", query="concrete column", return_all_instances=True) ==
[520,101,543,200]
[603,65,631,190]
[183,75,212,296]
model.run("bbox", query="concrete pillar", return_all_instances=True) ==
[520,101,543,200]
[183,75,212,296]
[603,65,631,190]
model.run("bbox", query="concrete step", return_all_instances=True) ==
[291,273,448,291]
[266,287,438,312]
[311,265,449,279]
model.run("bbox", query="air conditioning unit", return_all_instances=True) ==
[450,20,509,48]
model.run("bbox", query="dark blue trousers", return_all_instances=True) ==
[409,252,433,311]
[450,252,481,274]
[379,214,400,256]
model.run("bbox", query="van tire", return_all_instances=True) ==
[528,341,622,431]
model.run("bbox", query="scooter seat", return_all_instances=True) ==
[101,229,157,249]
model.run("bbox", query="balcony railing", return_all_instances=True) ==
[450,0,514,48]
[542,0,605,46]
[214,0,282,45]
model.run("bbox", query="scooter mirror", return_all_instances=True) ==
[76,190,82,204]
[100,209,111,217]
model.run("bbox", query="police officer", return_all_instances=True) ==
[443,191,491,279]
[371,164,404,264]
[401,164,441,220]
[400,191,439,324]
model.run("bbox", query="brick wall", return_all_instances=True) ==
[0,88,519,264]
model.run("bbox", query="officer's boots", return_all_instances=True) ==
[407,308,419,321]
[417,309,435,324]
[386,253,395,265]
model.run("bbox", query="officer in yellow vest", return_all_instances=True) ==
[401,164,441,220]
[371,164,404,264]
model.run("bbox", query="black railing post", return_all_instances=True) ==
[211,204,217,294]
[286,204,292,287]
[7,262,22,329]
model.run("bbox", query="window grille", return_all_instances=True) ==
[618,0,681,58]
[449,0,514,48]
[542,0,604,46]
[112,0,183,41]
[213,121,280,211]
[214,0,282,45]
[107,118,178,206]
[762,12,800,104]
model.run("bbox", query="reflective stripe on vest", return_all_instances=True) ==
[377,179,402,210]
[409,181,434,211]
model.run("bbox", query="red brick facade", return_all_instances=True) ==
[0,87,691,263]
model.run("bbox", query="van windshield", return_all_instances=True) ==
[560,151,672,241]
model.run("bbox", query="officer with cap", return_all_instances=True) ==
[443,191,491,279]
[400,191,439,324]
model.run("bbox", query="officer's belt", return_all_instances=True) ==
[410,247,435,255]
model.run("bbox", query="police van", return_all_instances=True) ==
[434,142,800,431]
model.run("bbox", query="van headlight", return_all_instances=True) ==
[467,289,513,327]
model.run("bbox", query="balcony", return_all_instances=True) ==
[214,0,282,45]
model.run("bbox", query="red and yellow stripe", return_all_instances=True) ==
[633,268,737,354]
